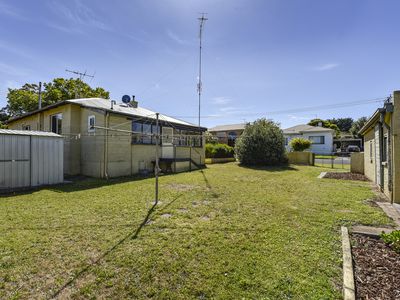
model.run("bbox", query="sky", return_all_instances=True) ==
[1,0,400,129]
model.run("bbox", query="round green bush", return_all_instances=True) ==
[234,119,286,165]
[289,138,311,152]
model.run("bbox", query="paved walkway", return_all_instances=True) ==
[376,202,400,229]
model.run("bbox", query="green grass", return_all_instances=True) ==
[0,163,391,299]
[315,155,336,159]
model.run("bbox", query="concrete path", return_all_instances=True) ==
[376,202,400,228]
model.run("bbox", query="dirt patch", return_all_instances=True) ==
[161,213,172,219]
[164,184,200,192]
[323,172,369,181]
[351,234,400,299]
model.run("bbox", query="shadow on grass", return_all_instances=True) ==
[50,193,182,299]
[0,170,200,198]
[238,164,299,172]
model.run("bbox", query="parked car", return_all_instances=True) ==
[347,145,360,152]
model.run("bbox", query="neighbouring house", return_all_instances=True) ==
[7,97,206,178]
[208,123,246,147]
[359,91,400,204]
[283,124,335,154]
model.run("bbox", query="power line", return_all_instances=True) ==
[170,97,388,119]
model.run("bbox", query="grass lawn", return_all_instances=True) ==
[0,163,391,299]
[314,163,350,170]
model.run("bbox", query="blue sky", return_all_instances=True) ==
[0,0,399,128]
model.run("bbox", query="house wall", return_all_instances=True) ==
[363,128,375,182]
[211,130,243,145]
[284,132,333,154]
[8,104,206,179]
[391,91,400,204]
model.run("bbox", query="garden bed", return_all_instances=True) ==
[323,172,369,181]
[351,234,400,299]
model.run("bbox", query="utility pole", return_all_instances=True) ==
[155,113,160,205]
[38,82,42,109]
[65,69,95,98]
[197,13,208,128]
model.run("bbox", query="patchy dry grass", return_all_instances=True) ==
[0,163,391,299]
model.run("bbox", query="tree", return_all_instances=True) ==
[0,107,8,128]
[289,137,311,152]
[308,118,340,137]
[327,117,353,132]
[6,78,109,117]
[349,117,368,138]
[235,118,286,165]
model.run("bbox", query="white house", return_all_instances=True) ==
[283,124,335,154]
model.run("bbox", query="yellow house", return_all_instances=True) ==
[7,98,206,178]
[359,91,400,204]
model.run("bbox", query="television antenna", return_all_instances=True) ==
[65,69,95,98]
[197,13,208,128]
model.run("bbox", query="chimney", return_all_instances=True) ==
[131,95,138,108]
[111,100,116,110]
[317,121,322,127]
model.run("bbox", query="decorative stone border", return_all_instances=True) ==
[341,226,355,300]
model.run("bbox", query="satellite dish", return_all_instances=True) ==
[122,95,131,103]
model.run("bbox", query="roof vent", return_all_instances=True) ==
[131,95,138,108]
[317,121,323,127]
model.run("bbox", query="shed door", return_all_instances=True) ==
[0,135,31,189]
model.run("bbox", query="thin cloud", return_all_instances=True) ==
[287,114,311,121]
[0,62,30,76]
[0,40,32,59]
[313,63,340,71]
[0,2,26,20]
[212,96,232,105]
[49,0,111,33]
[166,29,193,46]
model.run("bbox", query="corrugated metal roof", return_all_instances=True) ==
[283,124,334,134]
[209,123,246,132]
[0,129,62,137]
[66,98,198,128]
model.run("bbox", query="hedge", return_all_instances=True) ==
[205,143,234,158]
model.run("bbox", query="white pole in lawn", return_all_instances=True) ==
[155,113,160,205]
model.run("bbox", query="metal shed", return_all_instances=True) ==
[0,129,64,190]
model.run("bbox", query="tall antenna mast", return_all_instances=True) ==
[65,69,95,98]
[197,13,208,128]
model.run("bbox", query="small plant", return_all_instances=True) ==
[289,138,311,152]
[381,230,400,253]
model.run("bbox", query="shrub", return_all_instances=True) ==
[205,143,234,158]
[381,230,400,253]
[205,131,218,144]
[289,138,311,152]
[235,118,286,165]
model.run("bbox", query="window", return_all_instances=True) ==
[88,115,95,132]
[228,131,237,147]
[309,136,325,144]
[50,113,62,134]
[382,136,388,162]
[22,125,31,130]
[132,120,159,145]
[285,137,289,146]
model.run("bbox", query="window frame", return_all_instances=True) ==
[22,125,31,131]
[50,113,62,134]
[309,135,325,144]
[88,115,95,133]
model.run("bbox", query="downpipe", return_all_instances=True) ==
[103,112,110,179]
